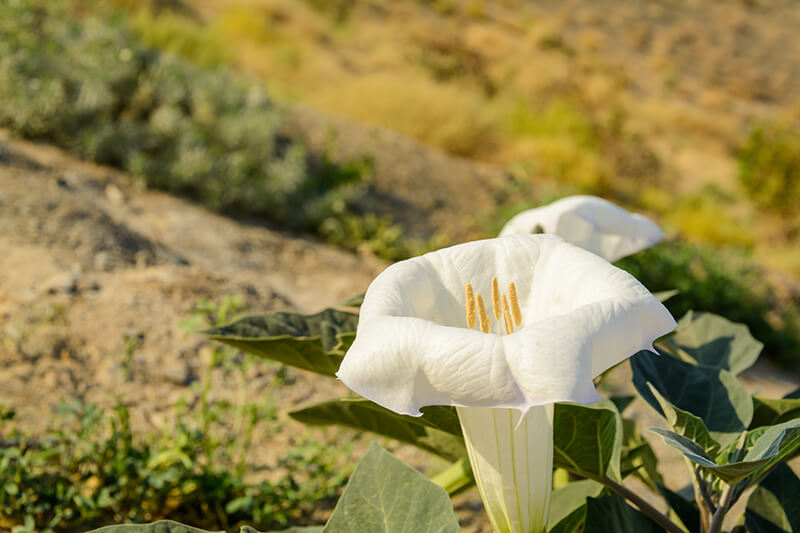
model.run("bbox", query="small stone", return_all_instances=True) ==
[39,272,78,295]
[105,184,125,205]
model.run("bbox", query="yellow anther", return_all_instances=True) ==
[476,294,490,333]
[491,277,502,320]
[508,282,522,327]
[501,294,514,334]
[465,283,476,329]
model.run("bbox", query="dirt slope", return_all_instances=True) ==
[0,129,384,429]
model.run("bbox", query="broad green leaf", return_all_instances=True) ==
[653,419,800,483]
[204,308,359,377]
[631,349,753,447]
[658,484,700,533]
[323,442,460,533]
[664,311,762,375]
[648,385,721,456]
[751,396,800,428]
[290,399,464,461]
[87,521,221,533]
[745,463,800,533]
[582,493,663,533]
[547,479,603,533]
[553,402,620,480]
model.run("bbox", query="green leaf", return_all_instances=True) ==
[323,442,460,533]
[203,308,359,377]
[610,396,635,415]
[745,463,800,533]
[338,293,364,308]
[784,387,800,400]
[262,526,323,533]
[86,521,221,533]
[664,311,762,375]
[619,417,662,491]
[650,428,719,469]
[653,419,800,483]
[631,350,753,447]
[290,399,464,461]
[553,402,620,480]
[658,484,700,533]
[751,396,800,428]
[582,493,663,533]
[547,479,604,533]
[647,385,722,456]
[654,289,679,303]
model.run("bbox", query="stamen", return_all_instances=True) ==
[491,277,502,320]
[465,283,476,329]
[501,294,514,334]
[508,282,522,327]
[476,294,490,333]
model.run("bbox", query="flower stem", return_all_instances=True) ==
[594,475,685,533]
[430,457,474,496]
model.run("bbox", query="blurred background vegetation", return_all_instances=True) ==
[1,0,799,528]
[2,0,798,360]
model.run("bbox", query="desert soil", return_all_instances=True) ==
[0,127,797,532]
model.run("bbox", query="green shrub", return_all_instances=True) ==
[738,122,800,216]
[0,401,347,533]
[617,239,800,365]
[0,0,368,234]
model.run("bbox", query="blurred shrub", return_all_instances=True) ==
[738,122,800,216]
[617,239,800,365]
[665,187,755,248]
[310,73,499,158]
[0,0,369,235]
[319,213,448,262]
[132,8,231,67]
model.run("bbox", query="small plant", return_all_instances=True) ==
[0,296,352,533]
[738,121,800,217]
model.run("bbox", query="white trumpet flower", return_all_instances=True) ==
[499,195,664,262]
[337,234,676,533]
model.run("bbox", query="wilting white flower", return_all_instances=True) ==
[337,235,676,533]
[499,195,664,262]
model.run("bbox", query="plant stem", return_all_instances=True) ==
[430,457,474,496]
[707,482,734,533]
[594,475,685,533]
[693,467,716,513]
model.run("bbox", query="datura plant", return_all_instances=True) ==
[80,203,800,533]
[499,195,664,262]
[337,234,677,533]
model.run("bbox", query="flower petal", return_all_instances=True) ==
[337,235,677,416]
[499,195,664,261]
